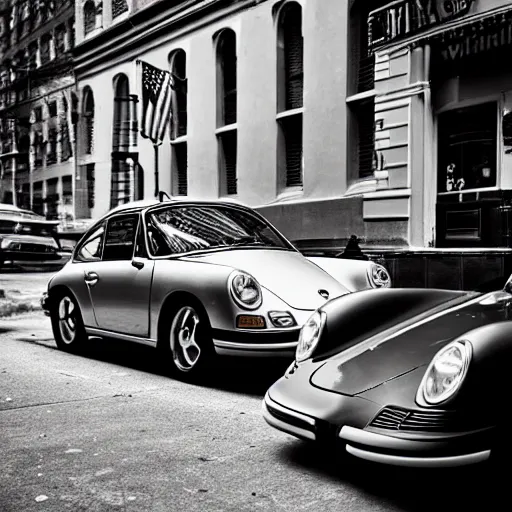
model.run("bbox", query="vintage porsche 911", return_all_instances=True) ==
[40,198,391,377]
[263,279,512,468]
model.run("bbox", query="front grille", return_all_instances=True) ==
[369,406,465,433]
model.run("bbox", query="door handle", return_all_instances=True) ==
[131,257,145,270]
[84,271,99,286]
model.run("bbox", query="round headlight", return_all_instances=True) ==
[417,340,472,406]
[296,310,326,363]
[229,271,262,310]
[368,263,391,288]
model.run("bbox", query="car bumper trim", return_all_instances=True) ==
[340,426,491,467]
[214,340,297,351]
[262,392,316,441]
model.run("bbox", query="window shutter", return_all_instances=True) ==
[174,142,188,196]
[358,101,376,179]
[284,8,303,110]
[220,131,237,195]
[220,32,237,126]
[282,115,303,187]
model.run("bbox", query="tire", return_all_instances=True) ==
[50,292,88,352]
[159,302,216,380]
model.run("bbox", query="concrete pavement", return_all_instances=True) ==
[0,313,507,512]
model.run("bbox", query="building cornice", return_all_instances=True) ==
[74,0,266,79]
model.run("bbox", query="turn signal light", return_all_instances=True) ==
[237,315,266,329]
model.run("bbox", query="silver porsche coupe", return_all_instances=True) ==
[41,198,391,378]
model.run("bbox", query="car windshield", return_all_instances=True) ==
[146,205,293,256]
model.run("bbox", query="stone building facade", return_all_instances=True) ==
[0,0,78,226]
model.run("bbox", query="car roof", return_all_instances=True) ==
[101,197,248,219]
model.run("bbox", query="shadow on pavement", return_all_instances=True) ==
[78,336,290,397]
[277,441,506,511]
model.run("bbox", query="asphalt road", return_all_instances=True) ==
[0,287,508,511]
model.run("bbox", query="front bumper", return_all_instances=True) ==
[263,378,493,468]
[212,327,300,357]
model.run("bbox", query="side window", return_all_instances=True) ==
[75,225,105,262]
[134,219,148,258]
[103,214,139,261]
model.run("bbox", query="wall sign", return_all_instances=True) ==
[368,0,474,52]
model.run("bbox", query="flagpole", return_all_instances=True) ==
[154,143,159,198]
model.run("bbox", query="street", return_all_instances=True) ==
[0,274,507,512]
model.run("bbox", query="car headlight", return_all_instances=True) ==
[417,340,472,406]
[296,310,326,363]
[368,263,391,288]
[228,270,262,310]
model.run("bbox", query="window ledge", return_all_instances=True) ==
[170,135,187,144]
[437,187,499,196]
[346,90,376,104]
[276,188,303,201]
[215,123,237,135]
[276,107,304,120]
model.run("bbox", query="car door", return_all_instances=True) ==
[68,223,106,328]
[86,213,155,338]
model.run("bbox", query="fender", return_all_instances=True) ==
[307,256,390,292]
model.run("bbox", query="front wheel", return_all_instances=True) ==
[160,303,215,379]
[50,293,87,352]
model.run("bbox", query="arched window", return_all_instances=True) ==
[84,0,96,35]
[169,49,188,196]
[276,2,303,190]
[82,86,94,154]
[169,49,187,139]
[111,74,141,207]
[215,29,237,196]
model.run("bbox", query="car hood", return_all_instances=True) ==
[179,249,349,309]
[311,291,512,396]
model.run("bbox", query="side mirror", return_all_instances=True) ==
[131,256,145,270]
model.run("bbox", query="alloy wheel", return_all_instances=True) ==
[58,296,77,345]
[170,306,202,372]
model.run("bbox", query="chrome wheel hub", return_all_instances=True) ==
[170,306,201,372]
[58,296,76,345]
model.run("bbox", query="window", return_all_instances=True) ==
[103,215,138,261]
[111,74,140,208]
[82,87,94,154]
[216,29,237,195]
[169,49,187,139]
[76,225,104,262]
[172,141,187,196]
[62,175,73,205]
[437,102,497,193]
[84,1,96,35]
[33,181,44,216]
[40,34,51,64]
[75,163,95,218]
[47,127,57,165]
[347,1,389,182]
[112,0,128,19]
[169,49,188,196]
[55,24,66,53]
[276,2,303,190]
[34,106,42,122]
[48,101,57,117]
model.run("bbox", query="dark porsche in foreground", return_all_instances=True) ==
[263,279,512,468]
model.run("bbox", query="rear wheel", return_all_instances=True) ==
[159,302,215,380]
[50,293,87,352]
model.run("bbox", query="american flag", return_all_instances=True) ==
[140,60,174,145]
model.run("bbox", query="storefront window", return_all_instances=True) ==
[437,102,497,193]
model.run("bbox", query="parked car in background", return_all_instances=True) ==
[41,198,391,379]
[263,277,512,468]
[0,203,68,271]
